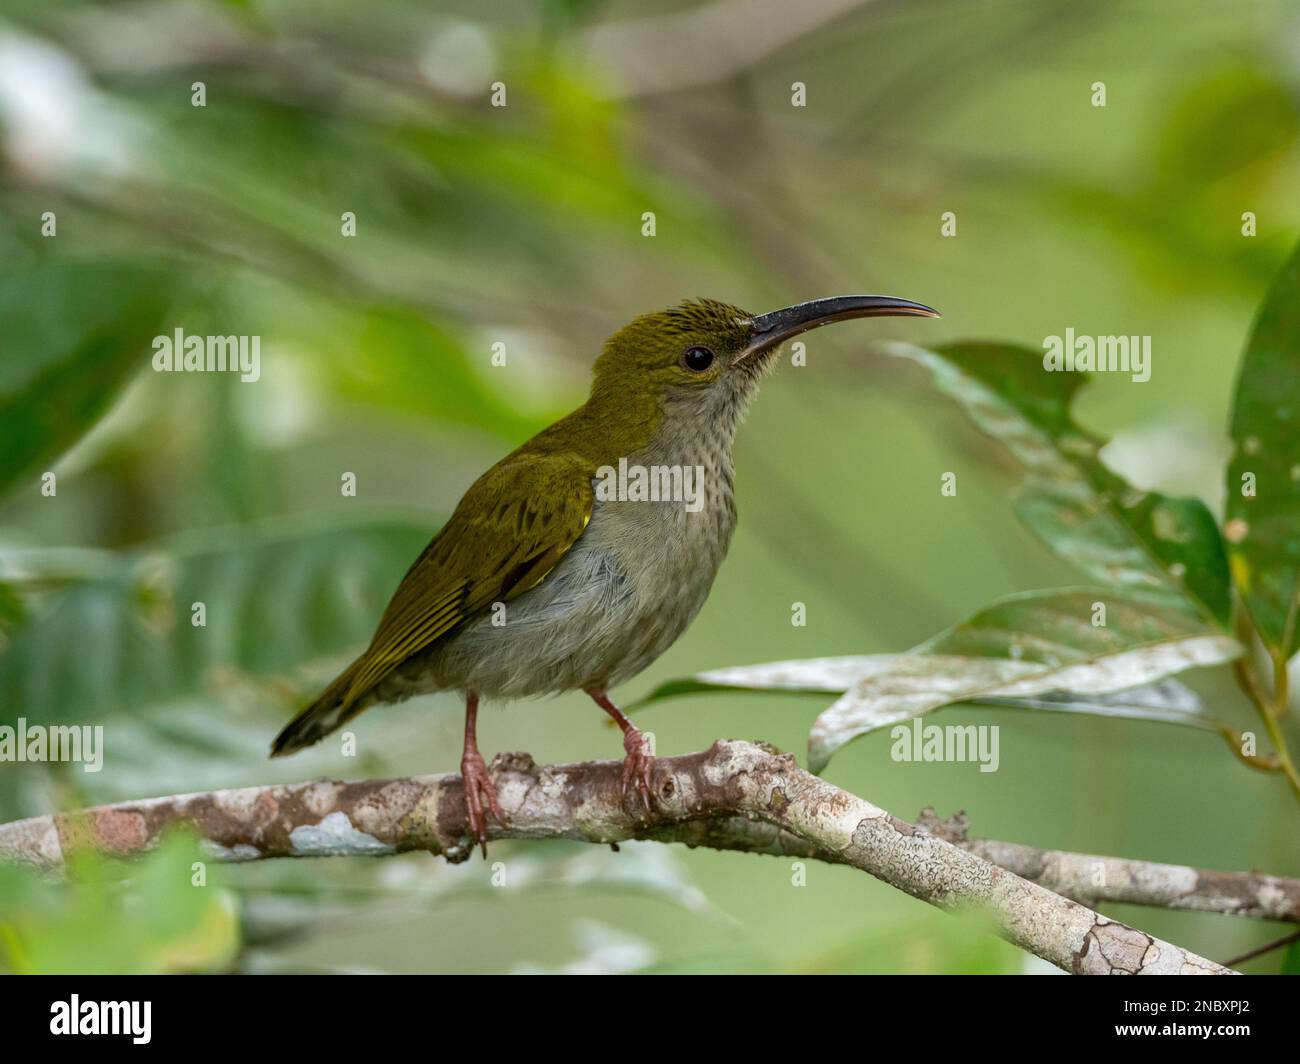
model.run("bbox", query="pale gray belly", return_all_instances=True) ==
[380,487,736,701]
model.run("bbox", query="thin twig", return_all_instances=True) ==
[1222,929,1300,969]
[914,809,1300,923]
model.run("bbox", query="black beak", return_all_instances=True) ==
[735,294,939,364]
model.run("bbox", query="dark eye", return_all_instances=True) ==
[681,346,715,373]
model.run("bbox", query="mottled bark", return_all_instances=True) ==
[0,739,1246,974]
[917,808,1300,923]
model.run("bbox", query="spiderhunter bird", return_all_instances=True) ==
[271,295,938,853]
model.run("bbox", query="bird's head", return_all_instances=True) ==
[588,295,938,444]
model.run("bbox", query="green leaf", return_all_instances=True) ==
[0,260,176,498]
[1226,240,1300,658]
[631,655,896,708]
[318,305,548,442]
[808,589,1240,772]
[1154,64,1300,185]
[884,341,1231,626]
[637,655,1228,732]
[0,516,433,724]
[0,581,25,635]
[0,832,238,975]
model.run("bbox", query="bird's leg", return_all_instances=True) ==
[460,691,506,857]
[586,689,655,813]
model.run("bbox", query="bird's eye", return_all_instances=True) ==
[681,346,715,373]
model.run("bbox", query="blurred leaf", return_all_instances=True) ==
[0,581,25,635]
[1226,239,1300,659]
[631,655,899,707]
[808,589,1240,771]
[406,840,720,917]
[796,906,1025,975]
[0,260,175,498]
[511,919,656,975]
[0,832,238,974]
[234,842,722,972]
[1155,64,1299,185]
[884,340,1231,626]
[0,516,432,723]
[73,698,294,804]
[1283,938,1300,975]
[635,950,774,975]
[542,0,608,34]
[321,305,543,441]
[237,839,724,947]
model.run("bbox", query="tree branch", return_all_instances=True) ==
[914,808,1300,924]
[0,739,1239,974]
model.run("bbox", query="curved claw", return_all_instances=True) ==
[621,727,656,815]
[461,750,508,858]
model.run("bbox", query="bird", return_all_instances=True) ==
[270,294,938,853]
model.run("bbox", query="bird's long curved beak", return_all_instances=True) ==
[735,294,939,365]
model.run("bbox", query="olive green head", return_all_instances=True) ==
[587,294,939,443]
[591,298,754,404]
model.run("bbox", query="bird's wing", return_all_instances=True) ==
[342,453,594,703]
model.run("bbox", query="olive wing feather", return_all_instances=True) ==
[342,454,594,702]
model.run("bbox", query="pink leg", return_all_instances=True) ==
[460,691,506,857]
[587,689,655,813]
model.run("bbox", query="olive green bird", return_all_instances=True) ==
[271,295,938,852]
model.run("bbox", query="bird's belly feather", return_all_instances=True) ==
[385,487,735,700]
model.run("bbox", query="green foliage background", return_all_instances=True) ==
[1,0,1299,973]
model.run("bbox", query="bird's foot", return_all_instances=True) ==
[621,726,656,815]
[460,749,507,858]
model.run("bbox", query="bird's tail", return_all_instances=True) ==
[270,658,367,758]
